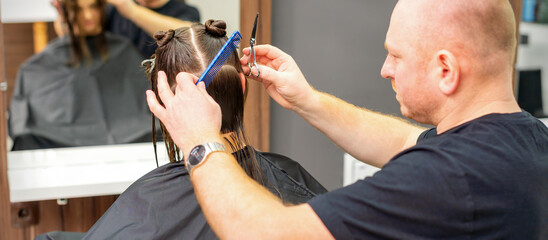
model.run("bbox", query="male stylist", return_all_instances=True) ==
[147,0,548,239]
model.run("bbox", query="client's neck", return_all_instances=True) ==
[221,132,247,153]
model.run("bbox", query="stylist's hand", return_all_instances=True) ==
[240,45,315,112]
[50,0,63,16]
[107,0,137,18]
[146,71,223,157]
[51,0,67,37]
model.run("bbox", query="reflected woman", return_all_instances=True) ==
[81,20,327,239]
[8,0,152,150]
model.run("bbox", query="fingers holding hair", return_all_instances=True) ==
[174,72,199,95]
[146,90,166,120]
[196,79,219,107]
[156,71,174,104]
[147,71,173,120]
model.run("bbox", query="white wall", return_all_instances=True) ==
[1,0,57,23]
[186,0,240,35]
[516,22,548,114]
[1,0,240,35]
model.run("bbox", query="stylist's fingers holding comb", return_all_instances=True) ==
[241,44,316,113]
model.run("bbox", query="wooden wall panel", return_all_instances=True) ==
[241,0,271,152]
[2,23,34,106]
[0,13,28,240]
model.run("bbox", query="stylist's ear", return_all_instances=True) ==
[239,73,246,92]
[436,50,460,95]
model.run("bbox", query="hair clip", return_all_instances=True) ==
[141,58,156,75]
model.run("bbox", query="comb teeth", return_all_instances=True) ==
[197,31,242,87]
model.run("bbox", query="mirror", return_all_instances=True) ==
[1,0,242,202]
[1,0,240,151]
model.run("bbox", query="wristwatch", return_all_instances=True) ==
[186,142,227,174]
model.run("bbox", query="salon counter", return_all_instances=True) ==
[541,118,548,126]
[8,143,169,203]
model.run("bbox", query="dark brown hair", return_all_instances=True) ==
[145,20,263,182]
[60,0,108,67]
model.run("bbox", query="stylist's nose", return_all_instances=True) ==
[380,56,394,80]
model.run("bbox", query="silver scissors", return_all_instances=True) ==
[248,13,260,78]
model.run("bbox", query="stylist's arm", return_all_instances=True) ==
[146,71,334,240]
[240,45,422,168]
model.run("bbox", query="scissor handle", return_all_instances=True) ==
[247,42,261,78]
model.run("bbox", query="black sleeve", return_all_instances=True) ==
[417,128,437,143]
[104,5,115,31]
[308,148,472,239]
[172,4,200,22]
[182,6,200,22]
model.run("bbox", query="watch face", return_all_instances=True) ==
[188,145,206,166]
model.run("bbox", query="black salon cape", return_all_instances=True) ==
[35,147,327,240]
[9,33,152,150]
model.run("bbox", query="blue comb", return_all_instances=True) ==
[196,31,242,87]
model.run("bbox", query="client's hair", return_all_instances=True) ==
[60,0,108,66]
[144,20,263,182]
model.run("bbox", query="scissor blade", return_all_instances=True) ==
[251,13,259,39]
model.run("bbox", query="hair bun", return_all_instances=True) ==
[204,19,227,37]
[154,29,176,48]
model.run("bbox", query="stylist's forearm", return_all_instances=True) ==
[124,4,192,36]
[189,148,322,239]
[295,90,425,168]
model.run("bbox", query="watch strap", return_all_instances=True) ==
[186,142,227,174]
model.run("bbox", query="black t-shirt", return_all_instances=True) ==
[105,0,200,58]
[309,112,548,239]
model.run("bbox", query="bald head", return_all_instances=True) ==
[390,0,516,75]
[382,0,520,128]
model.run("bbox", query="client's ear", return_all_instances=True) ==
[239,72,246,92]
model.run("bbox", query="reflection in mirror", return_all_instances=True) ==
[0,0,240,202]
[2,0,239,151]
[8,0,153,151]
